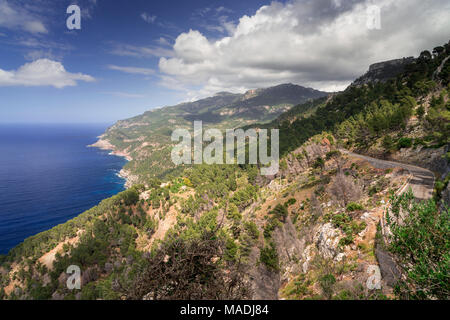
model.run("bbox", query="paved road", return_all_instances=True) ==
[341,150,435,200]
[341,150,436,287]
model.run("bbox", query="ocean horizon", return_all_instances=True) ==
[0,123,126,255]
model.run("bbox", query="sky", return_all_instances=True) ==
[0,0,449,123]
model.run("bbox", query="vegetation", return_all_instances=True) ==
[259,242,279,272]
[387,190,450,300]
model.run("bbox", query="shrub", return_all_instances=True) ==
[312,157,325,169]
[270,204,288,222]
[244,221,260,240]
[224,238,238,262]
[319,274,336,299]
[260,242,279,272]
[285,198,297,207]
[346,202,364,211]
[325,150,341,160]
[397,137,413,149]
[263,218,280,239]
[387,190,450,299]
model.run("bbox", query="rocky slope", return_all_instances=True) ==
[352,57,415,86]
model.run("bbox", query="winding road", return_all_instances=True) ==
[341,150,435,200]
[341,149,436,287]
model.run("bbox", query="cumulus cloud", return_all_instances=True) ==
[0,0,47,34]
[108,65,155,75]
[159,0,450,98]
[23,48,64,61]
[0,59,95,88]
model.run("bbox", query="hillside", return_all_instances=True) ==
[91,83,328,184]
[0,41,449,301]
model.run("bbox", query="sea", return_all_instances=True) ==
[0,123,126,255]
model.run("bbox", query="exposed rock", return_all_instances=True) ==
[301,245,314,273]
[352,57,415,86]
[391,145,448,176]
[334,252,346,262]
[314,223,342,259]
[375,247,401,287]
[119,169,140,189]
[273,218,305,282]
[358,226,368,238]
[58,272,69,286]
[249,247,280,300]
[81,267,98,286]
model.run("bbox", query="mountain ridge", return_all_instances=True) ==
[94,83,329,183]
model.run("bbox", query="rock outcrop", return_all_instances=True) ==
[352,57,415,86]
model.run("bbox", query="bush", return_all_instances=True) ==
[325,150,341,160]
[346,202,364,211]
[224,238,238,262]
[319,274,336,299]
[387,190,450,299]
[244,221,260,240]
[285,198,297,206]
[312,157,325,169]
[397,137,413,149]
[270,204,289,222]
[263,218,280,239]
[260,242,279,272]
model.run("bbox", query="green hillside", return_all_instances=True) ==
[1,41,449,301]
[95,83,328,182]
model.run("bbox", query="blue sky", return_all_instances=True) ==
[0,0,449,123]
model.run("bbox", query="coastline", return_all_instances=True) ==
[88,135,133,161]
[88,135,138,189]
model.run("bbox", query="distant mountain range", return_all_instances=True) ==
[120,83,328,126]
[94,83,329,182]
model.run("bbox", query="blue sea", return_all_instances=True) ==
[0,124,126,255]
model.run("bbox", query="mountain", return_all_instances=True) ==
[91,83,328,184]
[1,41,449,301]
[352,57,416,86]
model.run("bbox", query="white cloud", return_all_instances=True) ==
[108,65,155,75]
[216,6,233,14]
[24,49,61,61]
[72,0,99,20]
[159,0,450,98]
[110,43,173,58]
[192,6,236,35]
[102,91,145,98]
[157,37,171,46]
[0,0,47,34]
[0,59,95,88]
[141,12,157,24]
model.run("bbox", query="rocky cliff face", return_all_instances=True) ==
[352,57,415,86]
